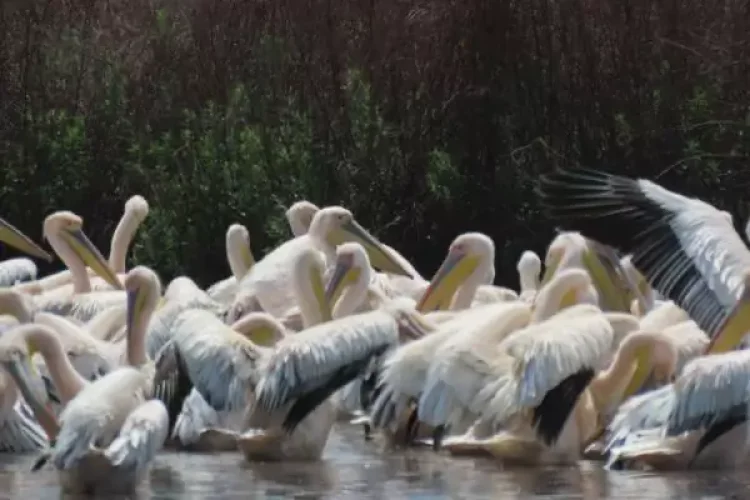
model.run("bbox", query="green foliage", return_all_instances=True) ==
[2,0,750,288]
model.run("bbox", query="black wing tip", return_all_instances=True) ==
[31,451,51,472]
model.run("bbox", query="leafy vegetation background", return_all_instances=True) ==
[2,0,750,287]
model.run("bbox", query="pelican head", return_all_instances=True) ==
[534,267,596,315]
[125,195,150,223]
[226,224,255,278]
[311,206,411,277]
[416,232,494,313]
[43,211,122,290]
[292,248,332,324]
[540,231,582,285]
[124,266,162,336]
[0,217,52,262]
[517,250,541,292]
[0,289,34,323]
[286,201,320,237]
[231,312,286,347]
[325,242,370,306]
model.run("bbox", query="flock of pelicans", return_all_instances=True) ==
[1,167,750,494]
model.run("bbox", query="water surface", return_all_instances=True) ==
[1,425,748,499]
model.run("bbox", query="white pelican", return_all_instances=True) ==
[23,195,148,294]
[416,233,498,313]
[539,167,750,354]
[33,212,124,321]
[604,349,750,470]
[0,216,53,287]
[285,200,422,280]
[4,272,169,494]
[227,206,412,321]
[242,298,428,460]
[161,246,334,454]
[206,224,256,304]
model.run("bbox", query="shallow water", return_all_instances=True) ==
[1,425,749,499]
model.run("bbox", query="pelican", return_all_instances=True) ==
[540,231,634,312]
[0,216,53,287]
[538,167,750,354]
[604,349,750,470]
[227,206,412,321]
[4,268,169,494]
[285,200,424,280]
[33,212,124,322]
[24,195,148,294]
[160,246,333,453]
[241,296,428,460]
[206,224,256,304]
[405,269,598,440]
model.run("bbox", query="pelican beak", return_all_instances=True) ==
[1,356,59,441]
[157,297,166,310]
[60,226,123,290]
[126,287,144,336]
[310,266,332,322]
[706,285,750,354]
[581,245,629,312]
[329,220,411,277]
[540,253,561,286]
[0,218,53,262]
[325,256,361,306]
[416,250,479,312]
[621,346,652,400]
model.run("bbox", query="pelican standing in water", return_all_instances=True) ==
[0,267,169,495]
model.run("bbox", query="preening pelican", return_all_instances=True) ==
[206,224,256,304]
[246,298,428,460]
[539,167,750,354]
[228,206,412,321]
[33,212,124,322]
[604,349,750,470]
[416,233,497,313]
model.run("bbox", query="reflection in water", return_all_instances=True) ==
[1,426,749,499]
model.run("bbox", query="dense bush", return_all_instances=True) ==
[2,0,750,288]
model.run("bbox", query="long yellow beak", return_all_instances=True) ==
[0,218,53,262]
[581,246,630,312]
[621,346,652,400]
[61,227,123,290]
[328,220,411,277]
[310,265,332,322]
[126,287,144,336]
[706,292,750,354]
[1,356,59,441]
[416,251,479,312]
[325,257,361,307]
